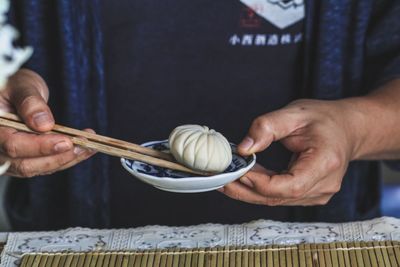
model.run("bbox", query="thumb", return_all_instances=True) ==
[8,70,54,132]
[238,109,304,155]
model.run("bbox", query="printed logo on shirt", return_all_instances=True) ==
[240,0,305,29]
[229,32,302,46]
[229,0,304,47]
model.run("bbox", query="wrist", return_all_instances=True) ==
[335,96,373,161]
[337,80,400,161]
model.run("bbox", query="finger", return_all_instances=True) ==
[251,163,277,175]
[8,71,53,132]
[238,109,305,155]
[218,181,287,206]
[0,127,73,158]
[225,178,333,206]
[44,148,96,175]
[251,148,335,199]
[3,146,93,178]
[239,164,276,188]
[55,128,97,172]
[238,170,276,197]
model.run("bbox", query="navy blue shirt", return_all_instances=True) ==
[7,0,397,230]
[103,0,312,227]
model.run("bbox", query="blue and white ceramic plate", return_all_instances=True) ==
[121,140,256,193]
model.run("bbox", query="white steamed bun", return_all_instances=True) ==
[169,125,232,173]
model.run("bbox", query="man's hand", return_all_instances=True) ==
[220,80,400,206]
[219,79,400,206]
[0,69,95,178]
[219,99,355,206]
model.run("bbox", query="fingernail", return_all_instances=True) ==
[240,176,254,188]
[217,187,225,193]
[239,137,254,151]
[54,141,71,153]
[74,146,86,155]
[33,112,53,128]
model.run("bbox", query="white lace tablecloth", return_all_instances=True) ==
[1,216,400,267]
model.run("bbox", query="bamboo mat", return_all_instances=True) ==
[19,241,400,267]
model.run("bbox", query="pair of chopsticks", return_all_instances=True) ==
[0,112,207,176]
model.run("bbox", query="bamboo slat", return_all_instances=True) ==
[272,245,279,267]
[353,242,364,267]
[322,243,332,267]
[208,247,217,267]
[347,242,358,267]
[235,247,241,267]
[241,246,248,267]
[386,241,398,267]
[266,245,273,267]
[315,243,325,267]
[379,241,391,267]
[278,245,285,267]
[303,244,313,267]
[373,242,385,267]
[95,254,105,267]
[360,242,372,267]
[393,241,400,265]
[309,243,317,267]
[292,246,299,267]
[298,244,306,267]
[249,247,254,267]
[260,246,267,267]
[367,242,379,267]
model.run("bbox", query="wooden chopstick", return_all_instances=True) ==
[0,113,208,176]
[1,112,174,161]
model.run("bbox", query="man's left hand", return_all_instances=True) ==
[219,99,360,206]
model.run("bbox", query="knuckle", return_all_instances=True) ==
[55,154,72,167]
[231,191,243,202]
[16,160,36,178]
[38,139,53,156]
[290,183,307,198]
[252,117,269,132]
[252,180,270,196]
[258,186,270,197]
[326,153,342,171]
[20,95,43,109]
[3,139,18,158]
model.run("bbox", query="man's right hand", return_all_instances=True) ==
[0,69,95,178]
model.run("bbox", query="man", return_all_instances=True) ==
[1,0,399,230]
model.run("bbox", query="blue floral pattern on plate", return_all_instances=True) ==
[123,141,253,179]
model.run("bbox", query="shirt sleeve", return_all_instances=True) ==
[365,1,400,171]
[365,0,400,89]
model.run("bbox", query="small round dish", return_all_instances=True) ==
[121,140,256,193]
